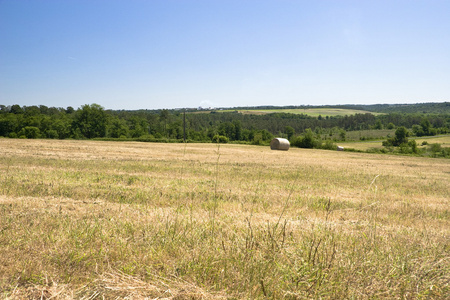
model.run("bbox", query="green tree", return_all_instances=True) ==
[159,109,170,137]
[0,114,19,136]
[24,106,40,116]
[168,120,183,139]
[233,120,242,140]
[128,116,148,138]
[285,126,295,140]
[19,126,40,139]
[52,117,71,139]
[10,105,23,114]
[73,104,107,138]
[393,126,409,146]
[408,140,418,154]
[419,118,437,136]
[412,124,424,136]
[302,129,316,148]
[39,105,49,115]
[260,129,273,142]
[339,129,346,141]
[66,106,75,114]
[108,117,129,138]
[420,118,431,135]
[46,130,59,139]
[292,129,317,148]
[383,126,409,147]
[387,122,395,129]
[218,122,235,140]
[374,119,383,129]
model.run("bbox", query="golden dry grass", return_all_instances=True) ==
[0,139,449,299]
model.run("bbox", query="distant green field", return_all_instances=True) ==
[340,135,450,151]
[221,108,381,117]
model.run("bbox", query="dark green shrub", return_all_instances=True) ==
[383,126,409,147]
[387,123,395,129]
[320,139,336,150]
[339,129,346,141]
[212,135,229,143]
[408,140,418,154]
[428,143,442,157]
[19,126,40,139]
[136,134,155,142]
[299,129,316,148]
[290,135,303,148]
[46,130,58,139]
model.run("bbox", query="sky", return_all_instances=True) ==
[1,0,449,110]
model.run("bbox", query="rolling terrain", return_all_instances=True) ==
[213,108,381,117]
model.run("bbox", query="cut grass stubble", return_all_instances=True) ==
[0,139,448,299]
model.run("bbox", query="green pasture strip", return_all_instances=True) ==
[338,140,384,151]
[334,129,395,141]
[220,108,382,117]
[341,134,450,151]
[414,135,450,146]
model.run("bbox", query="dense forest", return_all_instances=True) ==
[1,103,449,146]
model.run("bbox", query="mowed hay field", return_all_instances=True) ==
[0,139,448,299]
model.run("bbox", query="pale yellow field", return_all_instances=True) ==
[415,135,450,147]
[0,139,448,299]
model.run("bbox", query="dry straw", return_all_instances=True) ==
[270,138,290,151]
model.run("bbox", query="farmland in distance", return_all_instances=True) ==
[214,108,382,117]
[339,135,450,151]
[0,139,448,299]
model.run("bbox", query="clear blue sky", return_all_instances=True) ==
[1,0,449,110]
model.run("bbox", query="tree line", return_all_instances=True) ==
[1,104,449,145]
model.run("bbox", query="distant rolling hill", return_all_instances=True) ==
[219,108,382,117]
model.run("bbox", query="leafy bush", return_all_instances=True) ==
[299,129,316,148]
[319,139,336,150]
[291,129,324,149]
[19,126,40,139]
[339,129,346,141]
[212,135,229,143]
[426,143,450,158]
[136,134,155,142]
[46,129,58,139]
[408,140,418,153]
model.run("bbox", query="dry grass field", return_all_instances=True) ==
[0,139,449,299]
